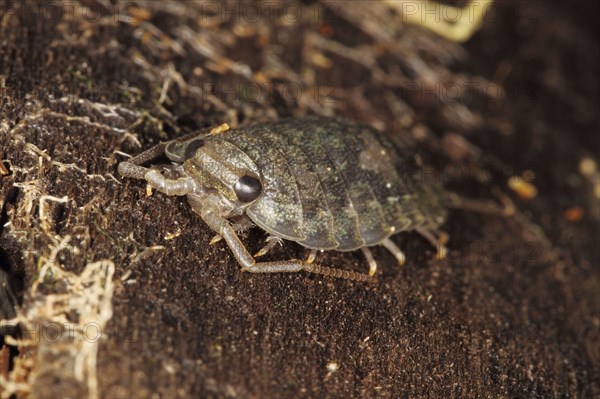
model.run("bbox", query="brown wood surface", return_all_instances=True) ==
[0,1,598,397]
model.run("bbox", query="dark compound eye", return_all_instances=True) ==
[184,139,205,160]
[234,175,263,203]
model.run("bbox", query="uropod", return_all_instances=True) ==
[119,116,467,282]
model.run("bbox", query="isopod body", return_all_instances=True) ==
[119,116,449,281]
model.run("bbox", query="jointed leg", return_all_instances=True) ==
[200,209,372,282]
[416,227,448,260]
[210,216,254,245]
[445,191,515,217]
[381,238,406,266]
[306,249,318,264]
[118,142,167,179]
[143,170,196,196]
[118,142,196,196]
[254,235,284,257]
[360,247,378,276]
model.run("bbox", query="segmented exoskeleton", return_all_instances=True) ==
[119,116,480,281]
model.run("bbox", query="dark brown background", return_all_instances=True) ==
[1,1,598,397]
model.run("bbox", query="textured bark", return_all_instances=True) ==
[0,1,598,397]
